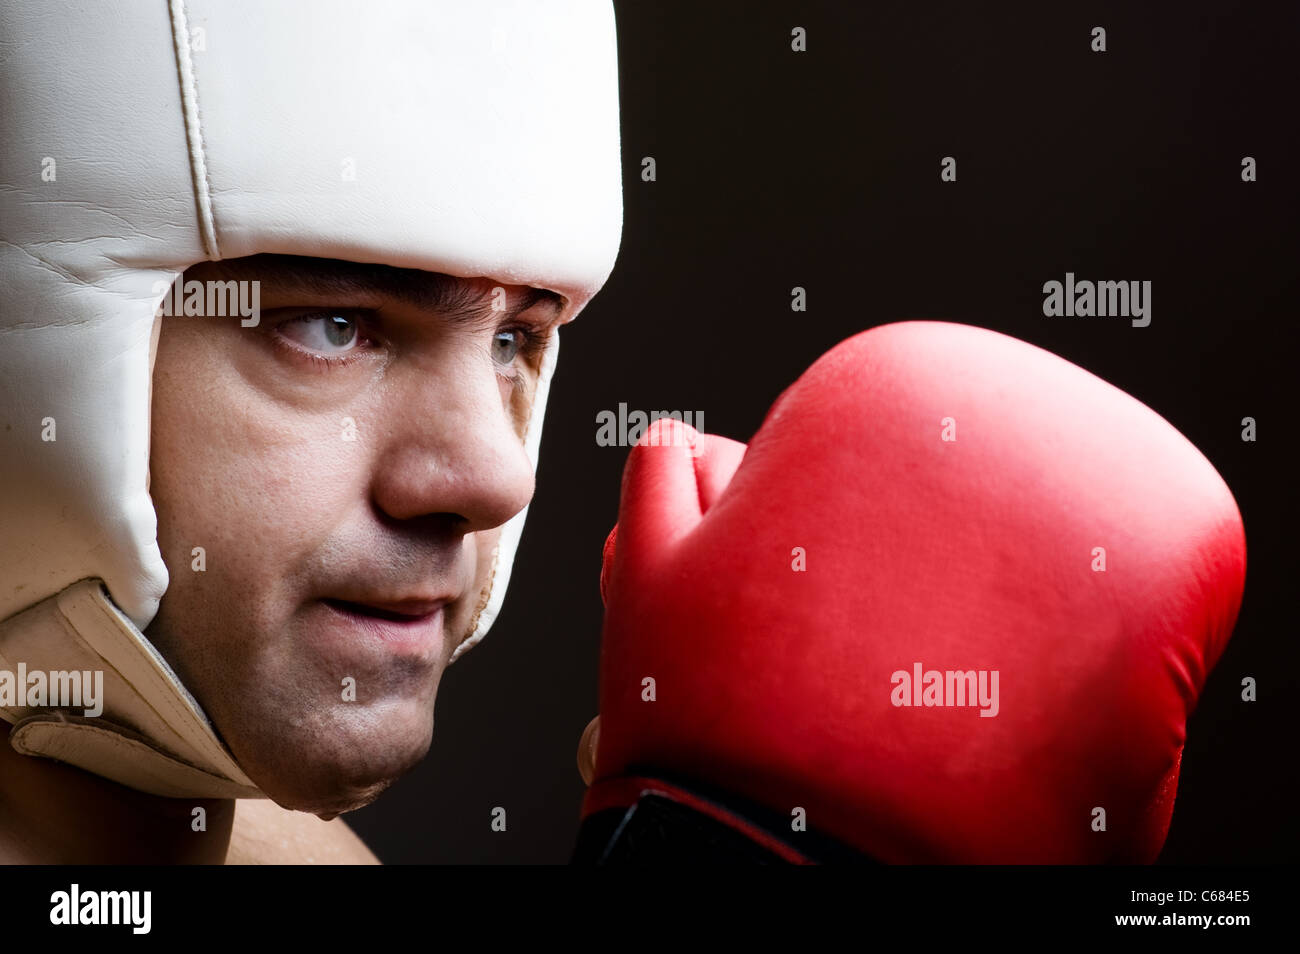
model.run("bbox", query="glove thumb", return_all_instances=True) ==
[600,419,746,607]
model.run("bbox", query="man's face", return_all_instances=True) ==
[145,254,562,817]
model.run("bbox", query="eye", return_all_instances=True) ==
[279,313,361,354]
[491,329,522,366]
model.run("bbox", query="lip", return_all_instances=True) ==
[318,597,449,653]
[324,597,449,620]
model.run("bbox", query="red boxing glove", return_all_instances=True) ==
[580,321,1246,863]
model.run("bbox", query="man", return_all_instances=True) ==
[146,257,564,821]
[0,1,621,863]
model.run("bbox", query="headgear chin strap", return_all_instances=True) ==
[0,0,622,798]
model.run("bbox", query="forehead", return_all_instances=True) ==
[188,253,565,325]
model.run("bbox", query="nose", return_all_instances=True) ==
[369,347,536,535]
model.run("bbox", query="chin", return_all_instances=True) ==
[226,700,436,817]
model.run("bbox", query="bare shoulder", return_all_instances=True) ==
[225,799,379,865]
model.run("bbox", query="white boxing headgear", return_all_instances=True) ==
[0,1,622,797]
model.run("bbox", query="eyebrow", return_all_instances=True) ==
[239,253,566,325]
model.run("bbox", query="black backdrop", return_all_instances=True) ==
[346,0,1298,863]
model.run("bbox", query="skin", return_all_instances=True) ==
[577,715,600,787]
[0,735,374,863]
[0,254,565,862]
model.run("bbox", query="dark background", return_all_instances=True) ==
[347,0,1298,863]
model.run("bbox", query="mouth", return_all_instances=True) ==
[322,598,445,622]
[318,596,451,654]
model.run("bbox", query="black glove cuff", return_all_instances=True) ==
[573,772,878,865]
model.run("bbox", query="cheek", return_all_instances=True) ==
[458,527,503,633]
[149,329,368,613]
[473,529,502,580]
[505,371,540,441]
